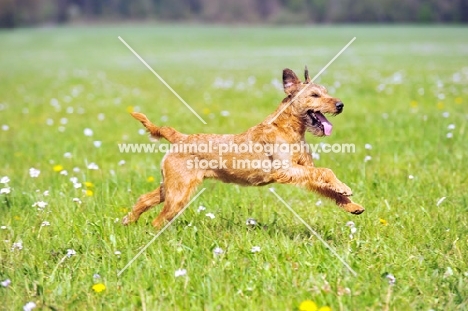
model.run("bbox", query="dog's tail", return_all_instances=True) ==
[130,112,185,143]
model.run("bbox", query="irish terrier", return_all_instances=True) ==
[123,67,364,228]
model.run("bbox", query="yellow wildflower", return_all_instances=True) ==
[147,176,155,182]
[53,165,64,172]
[455,97,462,104]
[126,106,134,113]
[84,182,94,188]
[86,189,94,196]
[299,300,318,311]
[92,283,106,293]
[379,218,388,226]
[410,100,418,108]
[437,102,444,110]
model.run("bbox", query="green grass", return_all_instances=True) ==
[0,25,467,310]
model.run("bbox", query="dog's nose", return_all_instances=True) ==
[335,102,344,112]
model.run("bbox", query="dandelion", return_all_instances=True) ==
[410,100,418,108]
[205,213,215,219]
[85,190,93,196]
[84,182,94,188]
[197,205,206,212]
[23,302,37,311]
[83,128,93,136]
[246,218,257,226]
[66,249,76,257]
[299,300,318,311]
[386,273,396,285]
[87,162,99,170]
[29,168,40,178]
[175,269,187,277]
[118,160,126,166]
[53,164,64,172]
[1,279,11,287]
[147,176,155,182]
[0,176,10,184]
[0,187,10,194]
[455,97,463,104]
[365,143,372,150]
[251,246,261,253]
[64,152,72,158]
[213,247,224,256]
[93,141,102,148]
[380,218,388,226]
[364,155,372,162]
[11,241,23,251]
[41,221,50,227]
[92,283,106,293]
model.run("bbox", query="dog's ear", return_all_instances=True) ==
[304,66,311,83]
[283,68,301,95]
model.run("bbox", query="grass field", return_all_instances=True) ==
[0,25,467,310]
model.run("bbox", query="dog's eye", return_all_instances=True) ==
[311,93,320,98]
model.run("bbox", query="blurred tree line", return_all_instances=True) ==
[1,0,467,27]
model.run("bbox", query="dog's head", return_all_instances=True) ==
[283,67,344,137]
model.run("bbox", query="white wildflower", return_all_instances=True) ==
[87,162,99,170]
[118,160,126,166]
[0,187,10,194]
[73,183,82,189]
[11,241,23,251]
[364,155,372,162]
[64,152,72,158]
[386,273,396,285]
[29,168,40,178]
[0,176,10,184]
[246,218,257,226]
[72,198,82,204]
[447,124,455,130]
[251,246,261,253]
[174,269,187,277]
[205,213,215,219]
[213,247,224,256]
[93,141,102,148]
[444,267,454,278]
[197,205,206,213]
[23,301,36,311]
[1,279,11,287]
[66,249,76,257]
[83,128,93,136]
[365,143,372,150]
[41,221,50,227]
[32,201,48,209]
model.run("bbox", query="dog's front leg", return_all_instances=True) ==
[272,165,364,214]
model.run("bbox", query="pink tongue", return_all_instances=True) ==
[315,112,333,136]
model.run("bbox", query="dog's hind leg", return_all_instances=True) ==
[122,184,165,225]
[151,159,204,228]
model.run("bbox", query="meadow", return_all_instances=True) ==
[0,25,467,310]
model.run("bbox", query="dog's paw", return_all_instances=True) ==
[331,182,353,196]
[342,202,365,214]
[122,213,135,226]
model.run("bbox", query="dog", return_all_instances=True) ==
[122,67,364,228]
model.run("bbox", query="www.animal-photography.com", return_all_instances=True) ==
[1,1,467,310]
